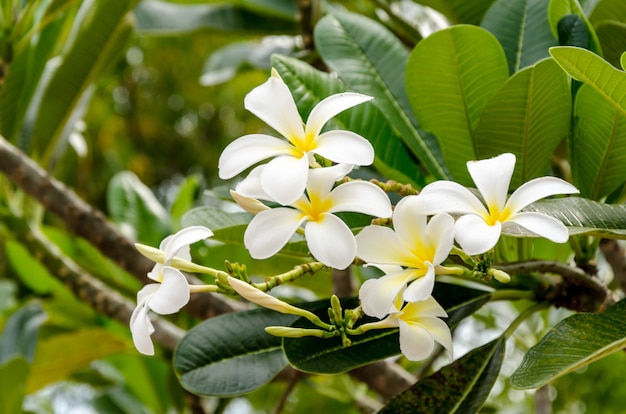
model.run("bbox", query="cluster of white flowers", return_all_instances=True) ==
[130,70,579,361]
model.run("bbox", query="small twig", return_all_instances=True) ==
[534,385,553,414]
[599,239,626,295]
[273,369,304,414]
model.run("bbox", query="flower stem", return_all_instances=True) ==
[252,262,326,292]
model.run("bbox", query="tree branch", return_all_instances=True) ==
[599,239,626,295]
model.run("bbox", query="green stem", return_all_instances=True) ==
[253,262,326,292]
[503,301,550,339]
[490,289,535,302]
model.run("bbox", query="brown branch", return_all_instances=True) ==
[332,267,354,298]
[599,239,626,295]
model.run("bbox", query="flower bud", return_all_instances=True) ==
[230,190,269,215]
[265,326,328,338]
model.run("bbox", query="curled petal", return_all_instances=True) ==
[314,130,374,166]
[234,165,272,201]
[415,317,453,358]
[426,213,456,265]
[356,225,419,268]
[162,226,213,263]
[148,267,190,315]
[506,212,570,243]
[454,214,502,255]
[305,214,356,269]
[261,155,309,205]
[306,164,353,199]
[467,153,515,211]
[244,208,306,259]
[420,180,489,217]
[403,264,434,303]
[328,181,392,218]
[359,269,415,319]
[244,75,305,141]
[506,177,579,212]
[305,92,372,138]
[398,319,436,361]
[218,134,294,179]
[130,303,155,355]
[230,190,269,215]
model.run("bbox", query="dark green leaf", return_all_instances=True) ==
[596,21,626,69]
[284,284,491,374]
[272,54,423,186]
[406,25,509,184]
[0,303,46,364]
[0,357,30,414]
[481,0,557,74]
[379,337,505,413]
[511,298,626,389]
[548,0,602,55]
[315,12,450,180]
[174,308,298,397]
[558,14,590,48]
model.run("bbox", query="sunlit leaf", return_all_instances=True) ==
[406,25,509,184]
[379,336,505,412]
[474,58,571,187]
[511,298,626,389]
[481,0,557,74]
[315,12,450,180]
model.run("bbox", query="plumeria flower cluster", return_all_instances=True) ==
[129,70,580,365]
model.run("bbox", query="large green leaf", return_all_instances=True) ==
[379,337,505,413]
[481,0,557,74]
[30,0,136,158]
[133,0,296,34]
[314,12,450,181]
[595,21,626,68]
[0,357,30,414]
[524,197,626,238]
[406,25,509,184]
[548,0,602,55]
[588,0,626,25]
[570,84,626,199]
[549,46,626,115]
[473,58,571,187]
[511,298,626,389]
[173,308,298,397]
[416,0,496,24]
[271,54,423,186]
[283,283,491,374]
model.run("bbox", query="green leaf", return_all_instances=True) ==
[511,298,626,389]
[474,58,571,187]
[481,0,557,74]
[170,174,201,227]
[548,0,602,55]
[134,0,296,34]
[314,12,450,180]
[406,25,509,184]
[284,283,491,374]
[173,308,298,397]
[549,46,626,115]
[26,328,130,392]
[271,54,423,187]
[557,14,591,49]
[379,336,505,413]
[596,21,626,68]
[30,0,136,158]
[107,171,171,246]
[0,357,30,414]
[417,0,496,24]
[524,197,626,238]
[570,84,626,199]
[0,303,46,364]
[589,0,626,25]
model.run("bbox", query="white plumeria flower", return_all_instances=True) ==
[420,153,579,255]
[367,296,452,362]
[218,69,375,205]
[356,195,455,319]
[241,163,392,269]
[130,226,213,355]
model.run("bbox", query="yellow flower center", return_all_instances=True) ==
[485,204,511,226]
[288,132,318,156]
[293,192,332,222]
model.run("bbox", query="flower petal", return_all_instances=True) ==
[304,213,356,269]
[392,196,428,248]
[306,164,353,199]
[467,153,515,211]
[359,269,415,318]
[356,225,419,267]
[261,154,309,205]
[328,181,392,218]
[403,263,434,302]
[230,190,270,215]
[305,92,372,138]
[162,226,213,263]
[244,208,306,259]
[415,316,453,357]
[402,296,448,318]
[314,130,374,165]
[234,165,272,201]
[454,214,502,255]
[218,134,294,179]
[506,176,579,212]
[426,213,456,265]
[398,319,436,361]
[505,212,570,243]
[420,180,489,216]
[244,75,305,141]
[130,302,155,355]
[148,267,190,315]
